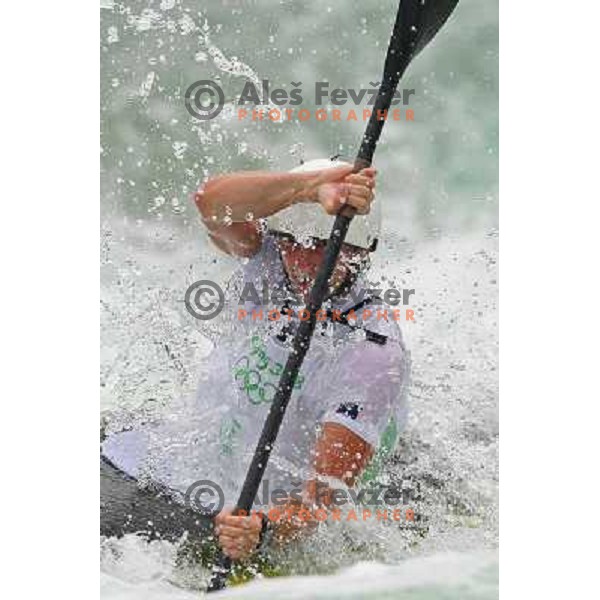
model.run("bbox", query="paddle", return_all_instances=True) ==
[207,0,459,591]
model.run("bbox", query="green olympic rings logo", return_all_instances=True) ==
[232,336,304,405]
[233,356,278,405]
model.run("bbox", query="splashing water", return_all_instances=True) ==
[101,0,498,597]
[101,219,498,596]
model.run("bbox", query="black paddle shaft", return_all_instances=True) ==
[207,0,459,591]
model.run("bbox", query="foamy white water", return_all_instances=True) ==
[101,0,498,596]
[101,222,498,597]
[101,548,497,599]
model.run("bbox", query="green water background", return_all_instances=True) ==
[101,0,498,237]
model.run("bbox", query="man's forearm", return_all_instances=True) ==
[267,424,375,547]
[266,479,351,547]
[266,497,319,547]
[196,171,317,223]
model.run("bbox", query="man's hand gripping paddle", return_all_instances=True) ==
[207,0,460,591]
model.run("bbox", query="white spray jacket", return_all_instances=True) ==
[102,234,410,504]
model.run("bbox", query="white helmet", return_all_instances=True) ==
[267,158,380,251]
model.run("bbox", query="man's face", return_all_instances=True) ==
[277,237,368,301]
